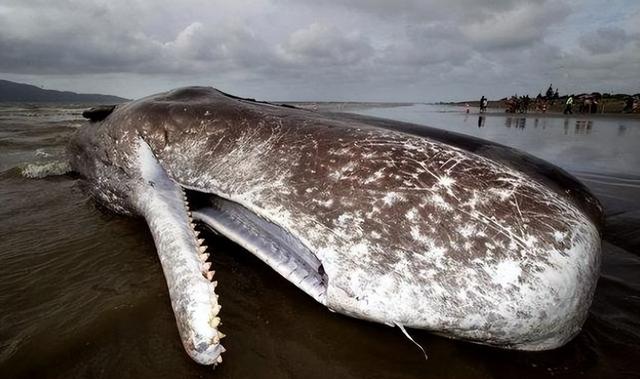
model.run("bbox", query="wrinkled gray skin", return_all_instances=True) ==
[68,87,602,366]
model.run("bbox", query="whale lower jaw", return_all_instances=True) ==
[134,139,224,365]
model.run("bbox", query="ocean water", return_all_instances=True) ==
[0,103,639,378]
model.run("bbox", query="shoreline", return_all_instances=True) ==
[463,109,640,120]
[282,101,414,112]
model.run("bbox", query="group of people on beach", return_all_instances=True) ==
[506,93,597,115]
[477,84,639,116]
[504,95,532,113]
[563,94,604,114]
[505,85,559,114]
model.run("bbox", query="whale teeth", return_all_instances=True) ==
[206,271,214,281]
[212,317,221,327]
[197,238,205,245]
[212,280,218,289]
[216,356,223,364]
[198,245,208,253]
[213,304,221,315]
[199,253,210,262]
[202,262,212,271]
[213,332,223,344]
[194,230,200,237]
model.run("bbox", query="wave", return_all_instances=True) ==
[19,160,71,179]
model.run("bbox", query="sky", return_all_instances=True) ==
[0,0,638,102]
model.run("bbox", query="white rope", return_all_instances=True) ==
[395,322,428,361]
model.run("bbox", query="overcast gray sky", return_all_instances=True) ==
[1,0,638,101]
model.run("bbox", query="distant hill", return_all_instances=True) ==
[0,79,129,103]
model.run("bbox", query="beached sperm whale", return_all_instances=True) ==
[68,87,602,366]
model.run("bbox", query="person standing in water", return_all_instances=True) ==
[480,96,487,113]
[624,96,635,113]
[564,94,574,115]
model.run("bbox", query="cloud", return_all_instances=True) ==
[579,26,635,54]
[378,23,470,68]
[277,23,374,66]
[0,3,275,75]
[461,1,570,50]
[280,0,549,23]
[160,21,276,74]
[0,0,638,100]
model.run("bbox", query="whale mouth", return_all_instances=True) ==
[185,189,328,304]
[132,137,327,366]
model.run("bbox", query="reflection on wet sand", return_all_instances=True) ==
[504,117,527,129]
[466,112,629,139]
[472,114,623,137]
[618,123,627,136]
[575,120,593,135]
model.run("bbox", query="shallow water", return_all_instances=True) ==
[0,103,639,378]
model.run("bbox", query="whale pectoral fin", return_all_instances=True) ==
[82,105,117,122]
[134,138,224,365]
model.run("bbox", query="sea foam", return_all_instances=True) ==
[21,160,71,178]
